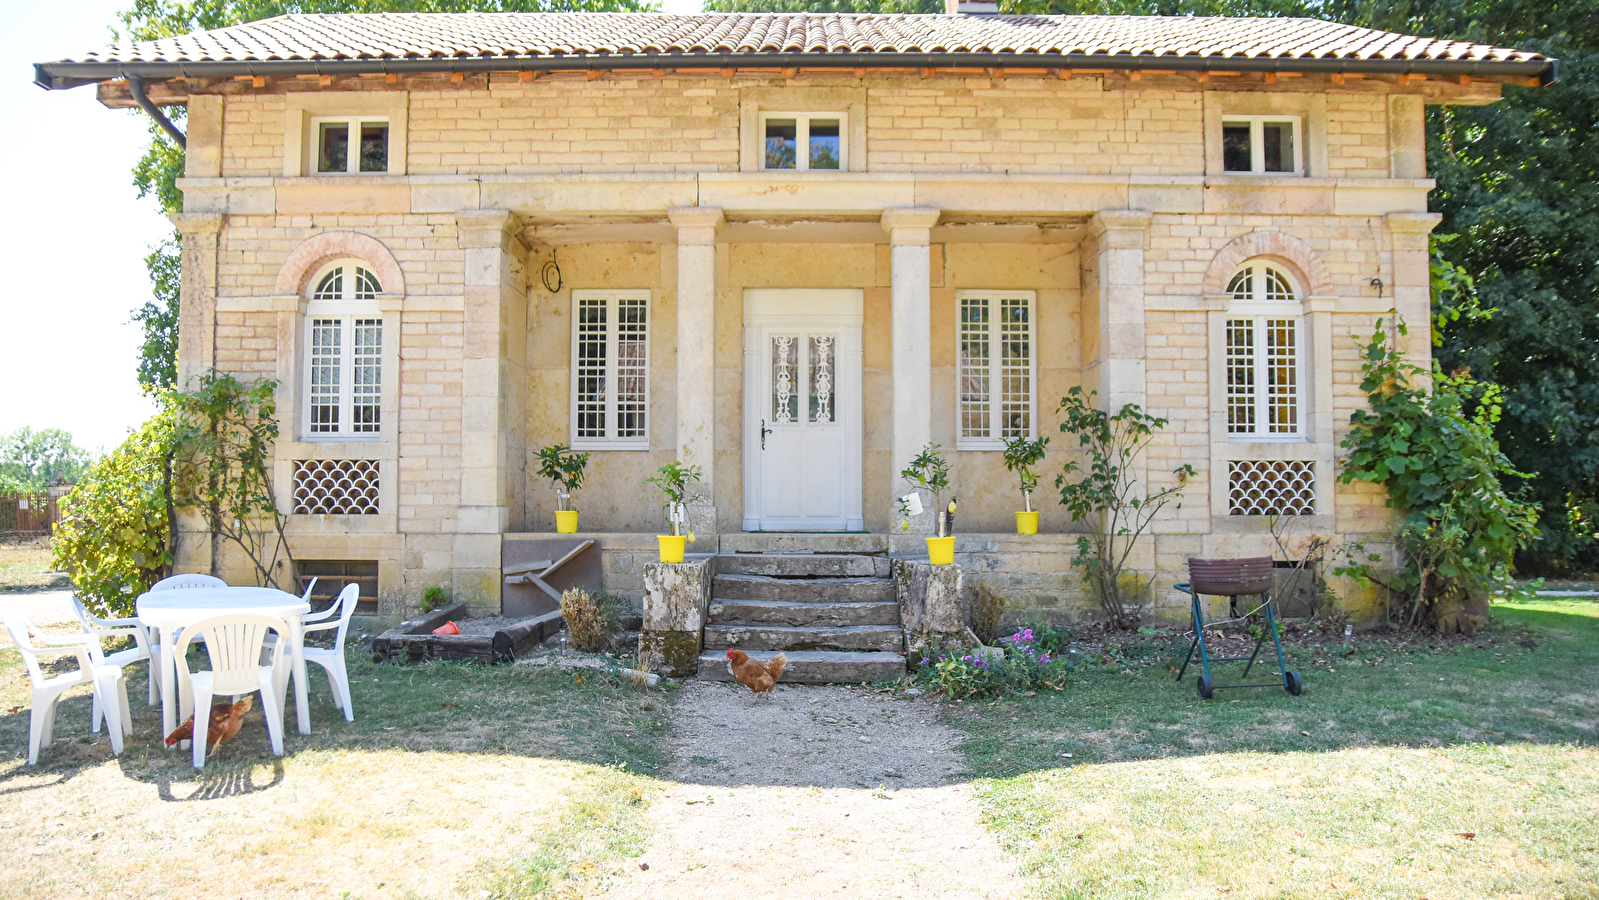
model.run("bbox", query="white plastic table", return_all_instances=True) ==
[135,587,313,741]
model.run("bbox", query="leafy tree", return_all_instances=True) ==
[132,234,182,391]
[0,428,95,489]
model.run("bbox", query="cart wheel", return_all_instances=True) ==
[1285,671,1304,696]
[1196,675,1214,700]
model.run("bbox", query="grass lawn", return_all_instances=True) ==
[952,597,1599,900]
[0,539,70,592]
[0,650,669,899]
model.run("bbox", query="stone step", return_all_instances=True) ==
[709,598,900,628]
[712,573,894,603]
[719,533,890,555]
[715,554,890,579]
[704,623,905,653]
[697,649,907,684]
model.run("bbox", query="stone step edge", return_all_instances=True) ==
[696,649,907,684]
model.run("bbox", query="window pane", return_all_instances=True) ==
[809,335,836,423]
[313,268,343,301]
[764,119,797,170]
[318,122,349,174]
[358,122,388,173]
[353,267,382,300]
[959,297,991,439]
[351,318,382,434]
[809,119,841,170]
[1226,318,1256,435]
[1265,318,1298,434]
[1262,122,1294,173]
[1263,267,1294,302]
[772,335,799,424]
[310,318,342,433]
[575,300,607,439]
[1226,267,1253,301]
[615,299,648,439]
[998,298,1030,439]
[1222,123,1252,173]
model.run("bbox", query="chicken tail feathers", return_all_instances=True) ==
[768,652,788,682]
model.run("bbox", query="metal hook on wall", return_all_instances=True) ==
[541,248,563,294]
[1369,277,1384,298]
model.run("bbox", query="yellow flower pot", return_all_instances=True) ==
[926,536,956,566]
[657,535,687,564]
[1015,511,1039,535]
[555,510,580,534]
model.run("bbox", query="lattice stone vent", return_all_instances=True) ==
[293,460,380,515]
[1228,460,1314,516]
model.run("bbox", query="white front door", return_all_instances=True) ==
[743,289,864,532]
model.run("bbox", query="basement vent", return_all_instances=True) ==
[293,459,380,515]
[1228,460,1315,516]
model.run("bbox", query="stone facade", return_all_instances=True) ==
[166,67,1478,623]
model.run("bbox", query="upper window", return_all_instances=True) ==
[1225,265,1301,439]
[305,261,383,438]
[957,291,1035,450]
[1222,116,1301,175]
[761,112,846,172]
[311,116,389,174]
[571,290,650,451]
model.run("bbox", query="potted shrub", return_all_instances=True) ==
[536,444,590,533]
[1003,435,1050,535]
[646,460,701,563]
[901,443,956,565]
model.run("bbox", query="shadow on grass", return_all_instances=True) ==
[0,651,671,798]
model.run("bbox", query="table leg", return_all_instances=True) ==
[290,617,310,734]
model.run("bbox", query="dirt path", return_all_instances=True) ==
[597,679,1030,900]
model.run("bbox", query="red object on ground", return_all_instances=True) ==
[432,621,459,635]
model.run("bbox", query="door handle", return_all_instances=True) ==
[760,419,773,450]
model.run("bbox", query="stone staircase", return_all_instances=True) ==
[696,553,908,683]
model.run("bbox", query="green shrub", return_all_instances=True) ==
[915,628,1072,700]
[421,585,448,613]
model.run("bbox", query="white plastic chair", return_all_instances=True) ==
[5,615,131,765]
[150,573,227,591]
[173,613,290,768]
[71,596,160,706]
[301,584,361,721]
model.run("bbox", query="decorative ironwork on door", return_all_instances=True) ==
[772,335,798,423]
[810,335,835,423]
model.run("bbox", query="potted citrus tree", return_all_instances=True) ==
[536,444,590,534]
[646,460,701,563]
[901,443,955,565]
[1003,435,1049,535]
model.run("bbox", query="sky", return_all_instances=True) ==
[0,0,704,456]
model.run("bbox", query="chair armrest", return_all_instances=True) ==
[34,633,98,647]
[301,605,339,624]
[301,619,342,636]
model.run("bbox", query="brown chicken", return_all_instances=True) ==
[164,696,255,748]
[726,649,787,703]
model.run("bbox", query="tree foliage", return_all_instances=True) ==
[52,410,175,617]
[1338,317,1541,631]
[0,428,95,490]
[132,234,182,392]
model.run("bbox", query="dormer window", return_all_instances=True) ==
[313,117,389,174]
[1222,117,1301,175]
[761,112,845,172]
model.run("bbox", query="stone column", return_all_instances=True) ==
[880,207,942,488]
[668,206,724,524]
[454,209,525,608]
[170,213,224,390]
[1088,210,1153,415]
[1386,212,1443,365]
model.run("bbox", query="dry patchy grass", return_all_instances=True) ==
[0,539,68,592]
[0,650,670,899]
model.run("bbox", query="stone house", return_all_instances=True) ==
[35,11,1554,629]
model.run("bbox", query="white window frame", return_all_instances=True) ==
[1220,115,1303,176]
[1224,264,1303,441]
[308,115,391,175]
[955,290,1037,451]
[569,290,651,451]
[303,260,384,440]
[758,111,849,173]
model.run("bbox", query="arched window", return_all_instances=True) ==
[305,260,383,437]
[1224,263,1301,438]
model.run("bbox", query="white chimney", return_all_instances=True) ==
[945,0,1000,13]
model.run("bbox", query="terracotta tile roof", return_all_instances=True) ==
[34,13,1556,86]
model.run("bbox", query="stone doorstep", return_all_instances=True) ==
[708,598,901,627]
[703,623,905,653]
[696,649,908,685]
[711,573,896,603]
[714,554,892,579]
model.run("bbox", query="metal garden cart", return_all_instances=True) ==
[1175,557,1304,699]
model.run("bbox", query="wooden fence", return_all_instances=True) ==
[0,494,61,537]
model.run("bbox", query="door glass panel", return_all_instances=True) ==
[771,335,799,423]
[809,335,835,423]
